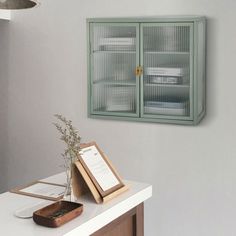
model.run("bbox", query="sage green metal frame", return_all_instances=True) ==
[87,16,206,125]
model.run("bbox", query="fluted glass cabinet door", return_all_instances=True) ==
[141,23,194,120]
[89,23,139,117]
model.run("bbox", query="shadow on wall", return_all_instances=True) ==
[203,17,219,125]
[0,20,10,193]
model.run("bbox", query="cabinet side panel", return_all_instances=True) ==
[196,20,206,121]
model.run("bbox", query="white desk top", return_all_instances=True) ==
[0,173,152,236]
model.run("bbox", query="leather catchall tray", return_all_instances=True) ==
[33,201,83,227]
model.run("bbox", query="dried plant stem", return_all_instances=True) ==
[53,114,81,200]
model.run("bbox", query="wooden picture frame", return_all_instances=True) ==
[10,181,65,201]
[78,142,124,198]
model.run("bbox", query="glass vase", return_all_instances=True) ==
[63,164,75,202]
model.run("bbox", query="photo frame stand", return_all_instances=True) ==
[72,142,129,204]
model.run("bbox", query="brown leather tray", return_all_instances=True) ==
[33,200,83,227]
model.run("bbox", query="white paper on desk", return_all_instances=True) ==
[80,145,120,191]
[20,183,65,198]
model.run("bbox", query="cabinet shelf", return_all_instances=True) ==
[93,50,136,54]
[93,79,136,86]
[144,83,189,88]
[144,51,190,55]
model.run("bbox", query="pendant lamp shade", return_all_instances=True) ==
[0,0,38,9]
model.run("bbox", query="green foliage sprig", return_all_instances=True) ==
[53,114,81,168]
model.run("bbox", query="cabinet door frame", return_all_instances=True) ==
[140,22,194,121]
[88,22,140,118]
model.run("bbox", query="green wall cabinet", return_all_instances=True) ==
[87,17,206,125]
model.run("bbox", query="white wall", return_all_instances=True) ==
[1,0,236,235]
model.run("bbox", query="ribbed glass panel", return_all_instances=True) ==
[92,24,137,114]
[143,24,191,117]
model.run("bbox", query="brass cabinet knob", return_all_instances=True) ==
[135,66,143,76]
